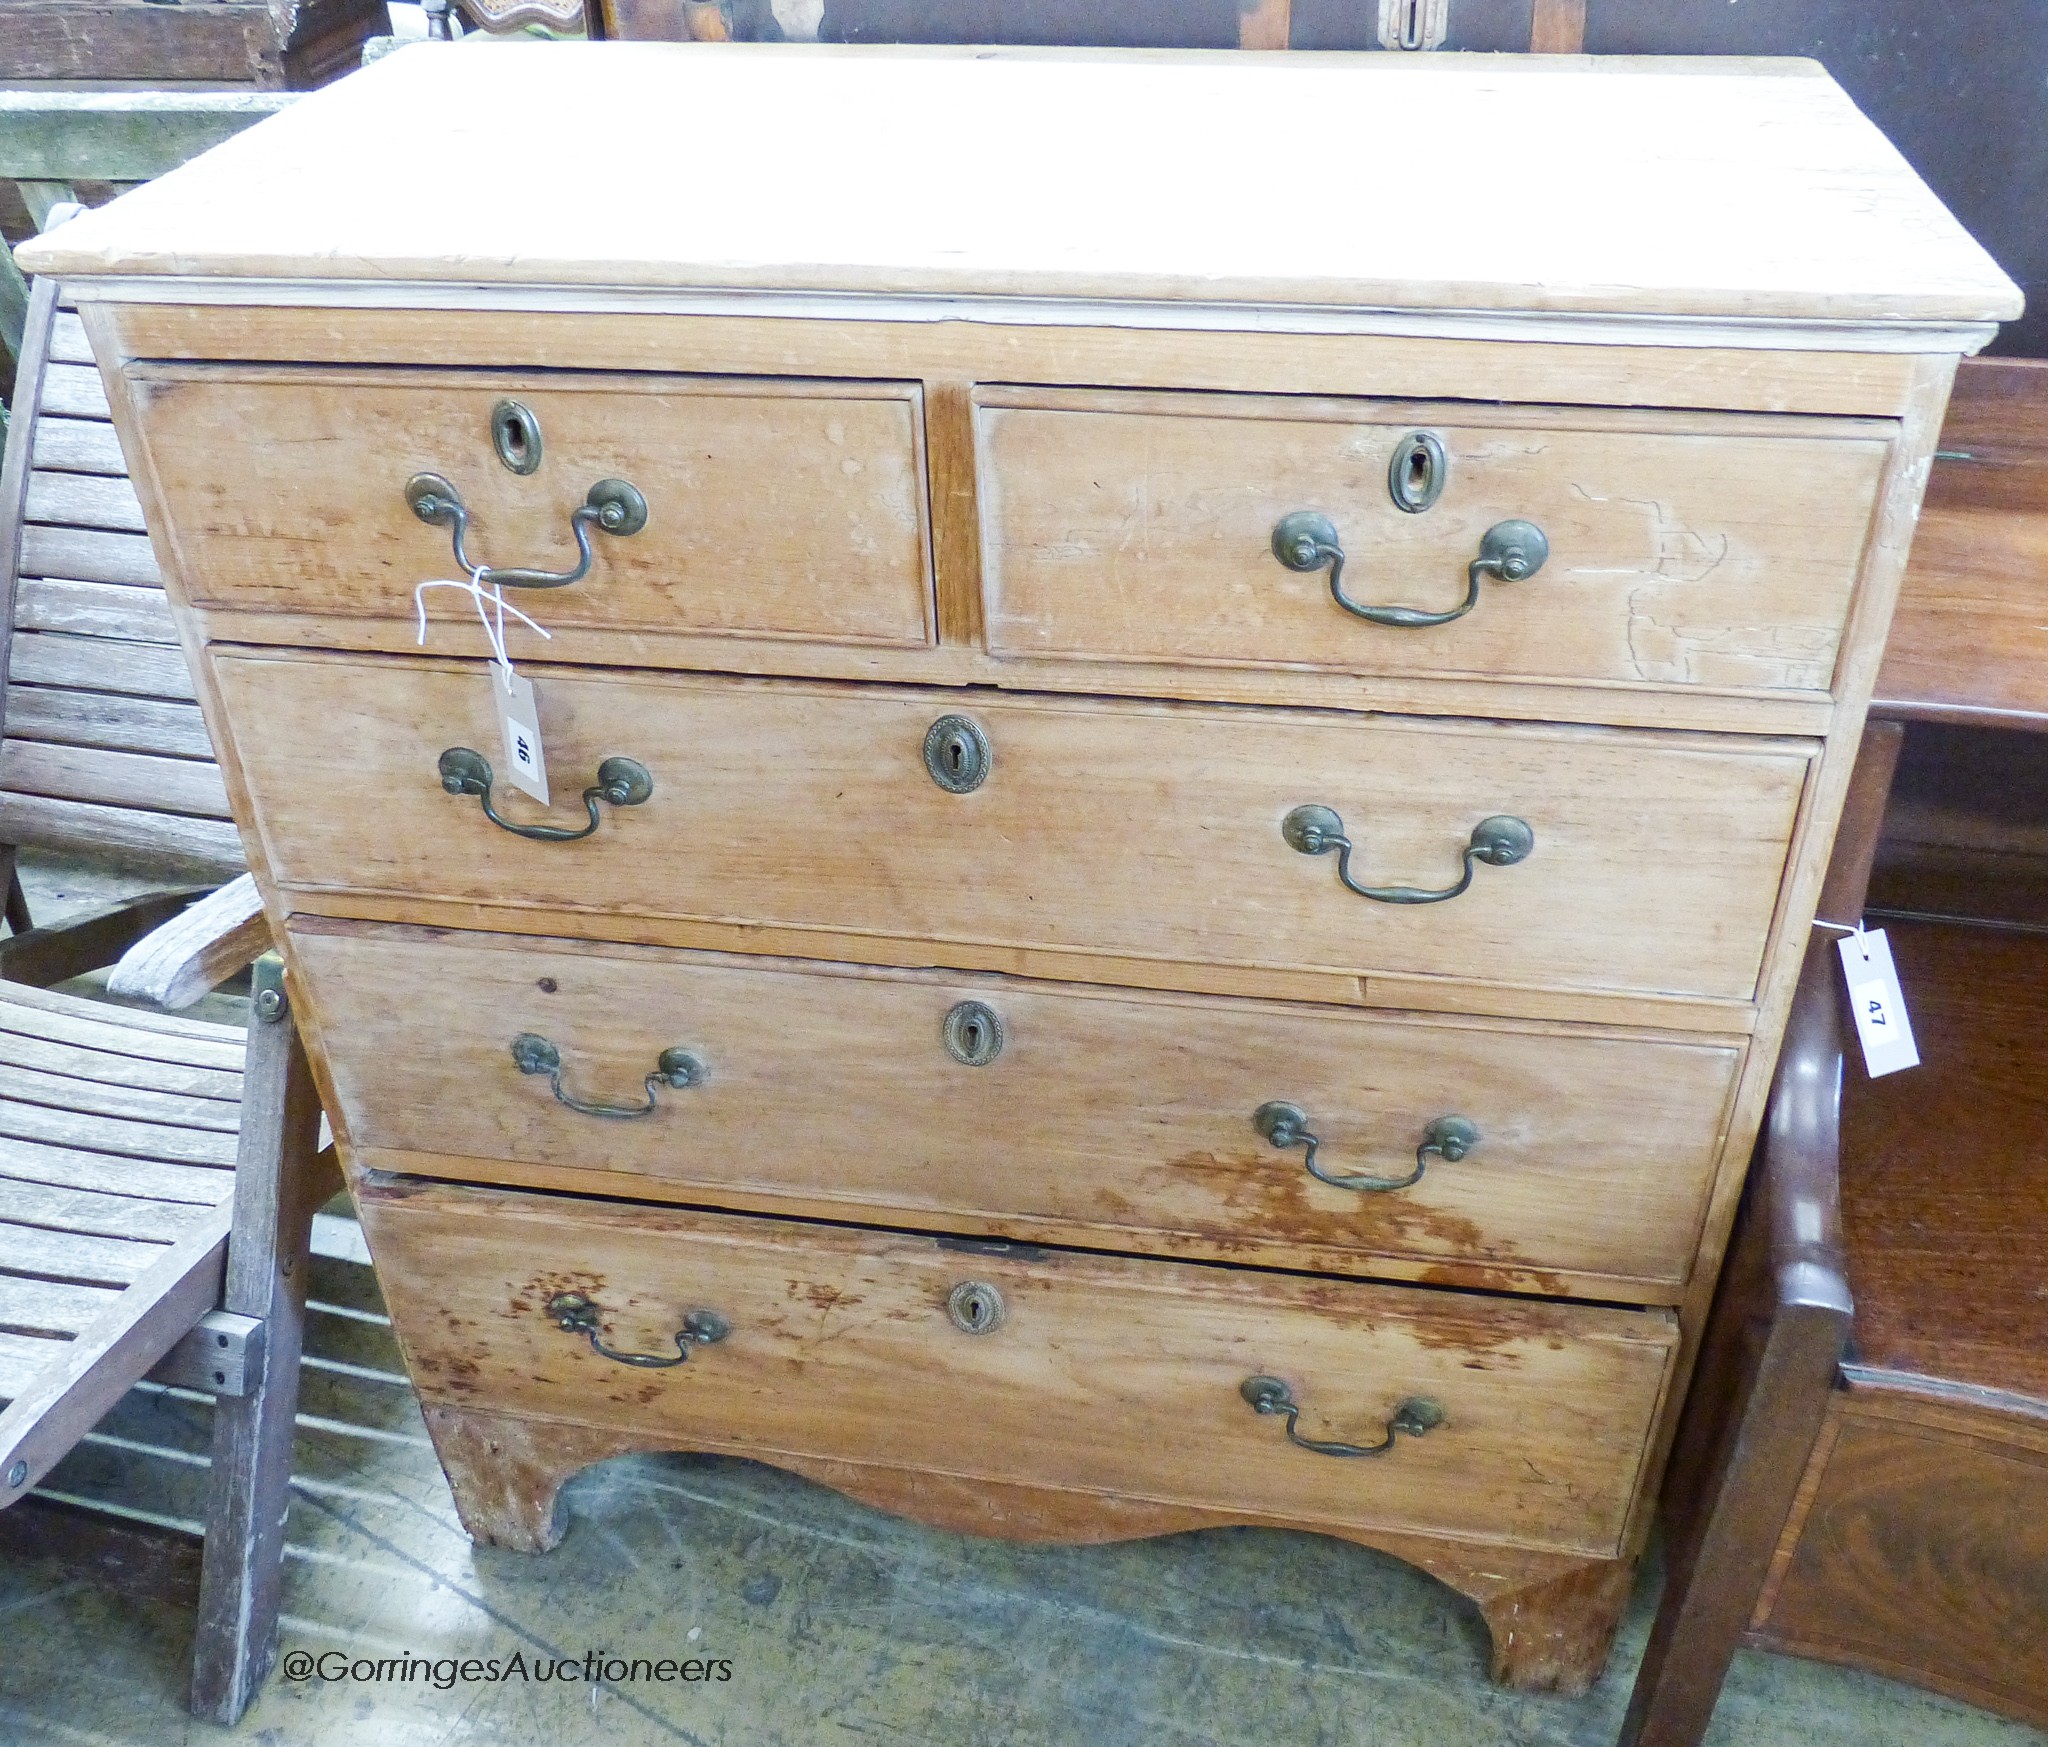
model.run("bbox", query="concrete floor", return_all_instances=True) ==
[3,855,2043,1747]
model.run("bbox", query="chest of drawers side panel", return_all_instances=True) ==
[1620,348,1963,1543]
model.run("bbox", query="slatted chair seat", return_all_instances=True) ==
[2,297,242,880]
[0,978,243,1462]
[0,207,336,1726]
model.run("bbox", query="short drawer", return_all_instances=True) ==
[977,388,1891,696]
[219,651,1812,1008]
[292,921,1744,1296]
[124,364,933,647]
[355,1177,1678,1557]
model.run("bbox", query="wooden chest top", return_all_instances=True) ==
[17,44,2020,335]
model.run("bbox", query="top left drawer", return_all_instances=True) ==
[118,365,935,648]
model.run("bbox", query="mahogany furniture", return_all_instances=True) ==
[18,43,2019,1695]
[1620,354,2048,1743]
[0,214,337,1726]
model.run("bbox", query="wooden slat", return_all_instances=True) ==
[4,686,214,760]
[0,1024,243,1100]
[46,311,92,366]
[14,577,176,643]
[0,92,298,183]
[0,1178,214,1243]
[0,1329,71,1404]
[0,1221,165,1287]
[1,738,232,818]
[0,976,245,1045]
[18,524,160,586]
[7,630,196,699]
[0,1061,241,1133]
[0,1098,241,1168]
[0,988,244,1070]
[37,363,111,421]
[0,1271,120,1337]
[0,1200,232,1499]
[0,1134,234,1204]
[25,469,147,534]
[0,791,242,869]
[0,240,59,756]
[31,416,127,477]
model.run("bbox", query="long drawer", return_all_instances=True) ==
[977,388,1891,697]
[291,920,1744,1296]
[355,1175,1678,1557]
[219,652,1813,1008]
[123,364,934,647]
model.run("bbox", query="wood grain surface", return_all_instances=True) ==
[214,651,1814,1007]
[979,389,1890,696]
[19,46,2019,328]
[1758,1404,2048,1730]
[126,365,933,648]
[1836,918,2048,1403]
[1875,356,2048,722]
[356,1173,1677,1557]
[289,919,1745,1296]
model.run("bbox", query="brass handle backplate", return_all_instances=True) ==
[439,747,652,842]
[546,1290,729,1368]
[1253,1103,1478,1193]
[512,1032,703,1118]
[1271,511,1548,628]
[1282,804,1532,904]
[1240,1376,1446,1458]
[407,470,648,590]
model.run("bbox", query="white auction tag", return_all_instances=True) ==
[1836,926,1919,1078]
[493,668,550,805]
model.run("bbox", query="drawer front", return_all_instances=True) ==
[293,922,1743,1294]
[220,652,1811,1005]
[978,390,1891,695]
[126,365,933,647]
[357,1177,1678,1556]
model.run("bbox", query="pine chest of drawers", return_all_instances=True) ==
[26,42,2018,1692]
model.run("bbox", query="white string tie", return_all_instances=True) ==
[414,564,553,691]
[1812,917,1872,960]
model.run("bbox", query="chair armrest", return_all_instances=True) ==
[1763,939,1852,1319]
[106,874,270,1011]
[0,889,202,987]
[1763,714,1904,1317]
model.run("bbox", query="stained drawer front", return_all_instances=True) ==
[125,365,933,647]
[977,389,1891,696]
[292,922,1743,1296]
[219,652,1811,1007]
[356,1177,1678,1557]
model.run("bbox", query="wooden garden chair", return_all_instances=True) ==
[0,213,336,1724]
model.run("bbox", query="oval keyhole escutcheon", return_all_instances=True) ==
[942,1000,1004,1066]
[947,1280,1005,1334]
[924,714,991,794]
[491,399,544,476]
[1388,430,1446,513]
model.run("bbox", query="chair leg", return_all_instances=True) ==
[189,958,333,1725]
[1,844,32,935]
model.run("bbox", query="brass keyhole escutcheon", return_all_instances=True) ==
[1387,430,1446,513]
[947,1280,1005,1335]
[491,399,543,476]
[924,714,991,794]
[942,1000,1004,1067]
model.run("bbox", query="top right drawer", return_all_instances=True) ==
[976,388,1893,699]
